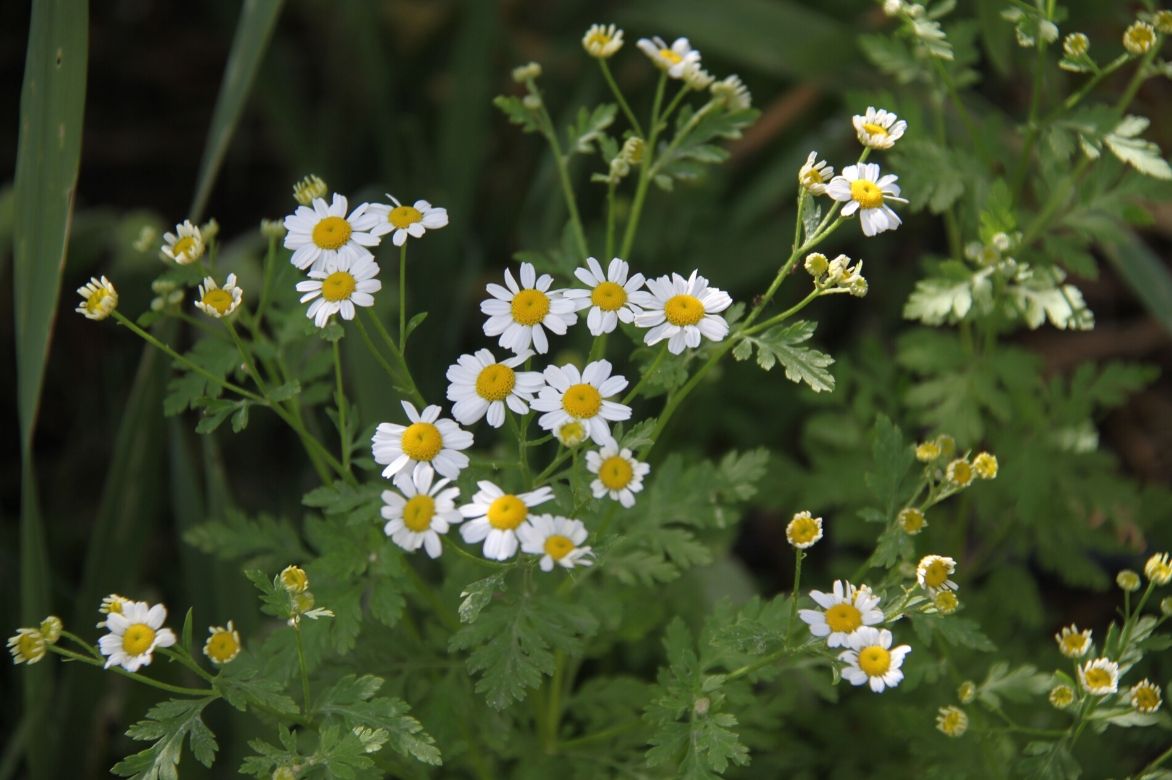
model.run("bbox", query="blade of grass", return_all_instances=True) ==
[189,0,285,222]
[1101,230,1172,338]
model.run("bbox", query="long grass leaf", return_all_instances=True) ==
[1102,230,1172,338]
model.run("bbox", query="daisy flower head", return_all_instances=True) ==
[98,593,132,627]
[839,627,911,693]
[934,591,959,614]
[481,262,578,355]
[711,74,752,111]
[636,36,701,79]
[898,507,926,535]
[972,452,998,479]
[1050,684,1075,709]
[460,481,555,561]
[563,256,646,336]
[361,194,448,247]
[786,510,823,549]
[203,621,241,665]
[1156,10,1172,35]
[1124,21,1156,55]
[8,628,46,665]
[826,163,906,237]
[195,273,243,319]
[160,220,204,265]
[1055,624,1092,658]
[631,270,732,355]
[446,349,545,429]
[283,193,379,273]
[76,276,118,321]
[681,61,715,91]
[292,174,328,205]
[531,360,631,446]
[936,706,968,737]
[852,106,908,150]
[586,440,651,508]
[38,616,62,645]
[798,580,884,648]
[1118,569,1141,592]
[296,253,381,328]
[917,555,958,596]
[518,515,594,572]
[98,600,177,673]
[946,458,974,487]
[1078,657,1120,696]
[372,401,473,483]
[381,468,462,559]
[916,440,942,462]
[799,152,835,196]
[280,565,309,594]
[1130,679,1163,714]
[583,23,624,58]
[1145,552,1172,586]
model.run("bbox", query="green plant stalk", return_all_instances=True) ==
[1013,32,1051,198]
[509,411,531,484]
[441,535,509,569]
[599,59,643,137]
[621,343,667,404]
[657,83,694,132]
[605,179,618,260]
[333,339,351,472]
[619,73,667,258]
[359,309,426,407]
[544,650,566,752]
[1058,54,1129,114]
[786,550,804,649]
[256,235,278,324]
[293,623,311,713]
[47,645,215,698]
[588,332,608,362]
[404,563,460,632]
[398,242,408,349]
[158,647,217,684]
[558,718,644,749]
[529,79,589,258]
[648,98,717,182]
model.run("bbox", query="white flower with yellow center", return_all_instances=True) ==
[839,626,911,692]
[1145,552,1172,585]
[518,515,594,572]
[799,152,835,196]
[916,555,958,596]
[936,706,968,736]
[1130,679,1163,714]
[160,220,205,265]
[372,400,473,483]
[381,468,462,559]
[898,507,926,535]
[362,194,448,247]
[8,629,47,665]
[636,36,700,78]
[195,273,243,319]
[98,600,177,673]
[283,193,379,273]
[459,481,555,560]
[1078,657,1119,696]
[583,23,624,58]
[586,440,650,508]
[1055,624,1092,658]
[531,360,631,446]
[798,580,884,648]
[632,271,732,354]
[711,74,752,110]
[563,257,646,336]
[681,62,715,90]
[446,348,545,428]
[852,107,908,150]
[296,254,382,328]
[76,276,118,321]
[786,511,823,549]
[946,459,974,487]
[481,262,578,355]
[203,621,241,665]
[826,163,906,237]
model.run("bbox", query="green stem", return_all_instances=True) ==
[559,719,644,750]
[741,289,823,338]
[1139,742,1172,775]
[158,647,217,684]
[58,630,103,661]
[256,235,278,324]
[441,535,510,569]
[619,73,667,258]
[1059,54,1129,114]
[724,647,788,682]
[531,81,589,259]
[535,449,572,485]
[621,344,667,404]
[657,83,693,131]
[1013,33,1051,198]
[47,645,215,697]
[359,310,426,407]
[404,564,460,632]
[509,411,531,484]
[398,242,408,350]
[225,319,268,395]
[544,651,566,751]
[605,181,617,261]
[599,59,643,137]
[293,624,312,713]
[588,332,608,363]
[333,339,351,472]
[786,549,804,649]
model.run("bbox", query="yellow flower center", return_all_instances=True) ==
[1084,668,1112,690]
[923,561,950,589]
[206,630,239,663]
[598,455,634,490]
[949,461,973,485]
[1126,26,1155,51]
[659,48,683,64]
[1134,686,1160,712]
[788,517,820,545]
[862,122,889,136]
[321,270,357,302]
[475,364,516,401]
[824,603,862,634]
[202,288,233,314]
[591,281,627,312]
[511,289,551,326]
[487,495,527,530]
[1061,634,1087,655]
[664,294,705,326]
[281,567,309,593]
[587,31,611,48]
[312,215,352,250]
[400,422,443,462]
[899,508,925,533]
[562,383,602,418]
[402,495,436,532]
[18,633,42,658]
[85,289,111,315]
[122,623,157,656]
[857,645,892,677]
[389,205,423,229]
[850,179,884,209]
[543,534,575,560]
[108,598,125,614]
[172,236,196,258]
[558,421,586,445]
[802,168,825,186]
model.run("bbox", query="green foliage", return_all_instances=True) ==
[314,675,442,766]
[111,698,218,780]
[654,107,760,191]
[731,320,835,393]
[565,103,617,156]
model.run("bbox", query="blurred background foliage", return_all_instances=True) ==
[2,0,1171,777]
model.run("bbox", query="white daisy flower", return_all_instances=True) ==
[445,348,545,428]
[480,262,577,355]
[852,106,908,150]
[681,61,715,90]
[1055,624,1092,658]
[531,360,631,446]
[631,270,732,354]
[1078,657,1120,696]
[160,220,205,265]
[296,254,382,328]
[361,194,448,247]
[562,256,646,336]
[916,555,958,596]
[583,23,624,58]
[283,193,379,273]
[98,600,177,673]
[1130,679,1163,714]
[786,510,823,549]
[586,440,650,508]
[839,627,911,693]
[381,468,462,559]
[76,276,118,321]
[371,400,473,483]
[636,36,701,79]
[8,629,46,665]
[798,580,884,648]
[799,151,835,196]
[711,74,752,110]
[203,621,242,665]
[195,273,243,319]
[826,163,907,237]
[518,515,594,572]
[460,481,555,561]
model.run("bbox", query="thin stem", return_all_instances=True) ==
[1139,743,1172,775]
[257,235,278,324]
[1013,33,1051,198]
[47,645,215,697]
[294,624,312,713]
[441,535,510,569]
[599,60,643,137]
[741,289,823,338]
[588,332,608,363]
[619,73,667,258]
[535,449,572,485]
[158,647,217,684]
[226,320,268,395]
[333,339,351,472]
[398,242,408,350]
[1059,54,1129,114]
[621,344,667,404]
[605,180,617,260]
[58,630,103,661]
[509,411,532,484]
[786,550,804,649]
[544,651,566,751]
[724,647,788,682]
[529,80,589,258]
[657,84,693,131]
[404,564,460,632]
[559,719,644,750]
[360,310,426,407]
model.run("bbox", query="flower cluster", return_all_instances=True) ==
[799,580,911,693]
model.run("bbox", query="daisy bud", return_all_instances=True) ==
[710,74,752,111]
[160,220,205,265]
[260,218,286,239]
[957,680,976,704]
[883,0,903,16]
[1144,552,1172,585]
[934,591,959,614]
[804,252,829,279]
[582,23,624,59]
[786,511,823,550]
[972,452,998,479]
[203,621,242,665]
[935,434,957,458]
[292,174,328,205]
[936,706,968,737]
[1049,684,1075,709]
[280,565,310,594]
[76,276,119,321]
[1162,596,1172,616]
[132,225,158,253]
[7,629,47,665]
[556,421,588,448]
[38,616,62,645]
[848,274,869,298]
[1063,32,1089,58]
[1117,570,1141,592]
[620,137,645,165]
[693,697,711,716]
[898,507,926,535]
[1130,679,1163,714]
[915,441,941,462]
[1123,22,1156,55]
[1155,11,1172,35]
[512,62,542,83]
[201,218,220,243]
[945,459,974,487]
[681,62,714,91]
[522,94,543,111]
[1039,21,1059,44]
